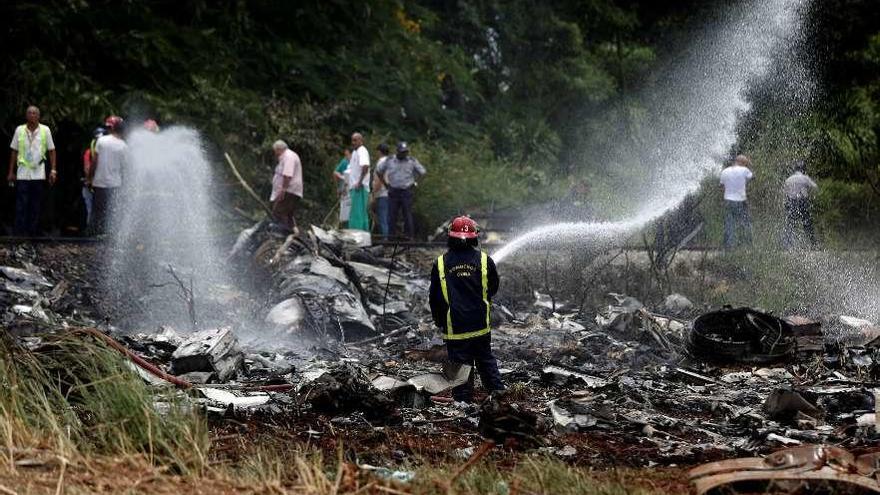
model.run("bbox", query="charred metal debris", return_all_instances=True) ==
[1,228,880,481]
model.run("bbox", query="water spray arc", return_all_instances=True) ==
[493,0,808,263]
[105,127,232,330]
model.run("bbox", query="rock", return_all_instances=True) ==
[170,328,244,382]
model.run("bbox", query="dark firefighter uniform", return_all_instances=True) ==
[429,244,503,402]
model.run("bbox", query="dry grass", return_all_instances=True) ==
[0,332,686,494]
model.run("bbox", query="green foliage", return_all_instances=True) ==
[815,179,880,247]
[1,1,879,236]
[412,138,548,226]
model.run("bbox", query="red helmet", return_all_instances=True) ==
[104,115,124,130]
[449,216,479,239]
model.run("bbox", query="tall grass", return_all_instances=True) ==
[0,332,208,474]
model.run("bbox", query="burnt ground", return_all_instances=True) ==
[3,241,880,494]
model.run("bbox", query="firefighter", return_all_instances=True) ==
[429,215,503,402]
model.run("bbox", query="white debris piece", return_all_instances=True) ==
[170,327,244,382]
[198,387,271,408]
[543,365,609,388]
[266,297,306,329]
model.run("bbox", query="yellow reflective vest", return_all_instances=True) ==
[435,250,492,340]
[16,124,49,170]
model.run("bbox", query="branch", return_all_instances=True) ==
[166,264,197,331]
[224,152,273,216]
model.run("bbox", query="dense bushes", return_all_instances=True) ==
[0,1,878,239]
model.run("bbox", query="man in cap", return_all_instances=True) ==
[376,141,426,239]
[429,216,503,403]
[7,106,57,236]
[88,115,127,234]
[782,159,818,249]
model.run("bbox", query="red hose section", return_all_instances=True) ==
[72,327,193,389]
[70,327,296,393]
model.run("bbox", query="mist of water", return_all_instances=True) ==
[493,0,809,262]
[105,127,236,330]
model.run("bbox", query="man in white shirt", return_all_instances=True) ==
[270,140,303,233]
[719,154,754,248]
[7,106,57,236]
[88,115,128,234]
[782,159,818,249]
[347,132,370,231]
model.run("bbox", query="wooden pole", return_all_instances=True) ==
[224,152,272,216]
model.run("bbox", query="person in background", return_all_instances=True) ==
[81,126,105,229]
[376,141,426,239]
[333,148,351,228]
[7,106,57,236]
[347,132,370,231]
[719,154,754,249]
[143,119,160,133]
[782,159,818,249]
[270,140,303,233]
[429,216,503,403]
[371,143,391,238]
[88,115,127,235]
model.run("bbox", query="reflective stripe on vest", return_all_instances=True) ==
[437,251,491,340]
[16,124,48,170]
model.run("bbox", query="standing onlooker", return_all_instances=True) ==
[7,106,57,236]
[782,159,818,249]
[143,119,160,133]
[270,140,303,233]
[81,126,106,229]
[371,143,390,238]
[88,115,127,235]
[719,154,754,249]
[347,132,370,231]
[333,148,352,228]
[376,141,426,239]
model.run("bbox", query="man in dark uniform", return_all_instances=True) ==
[429,215,503,402]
